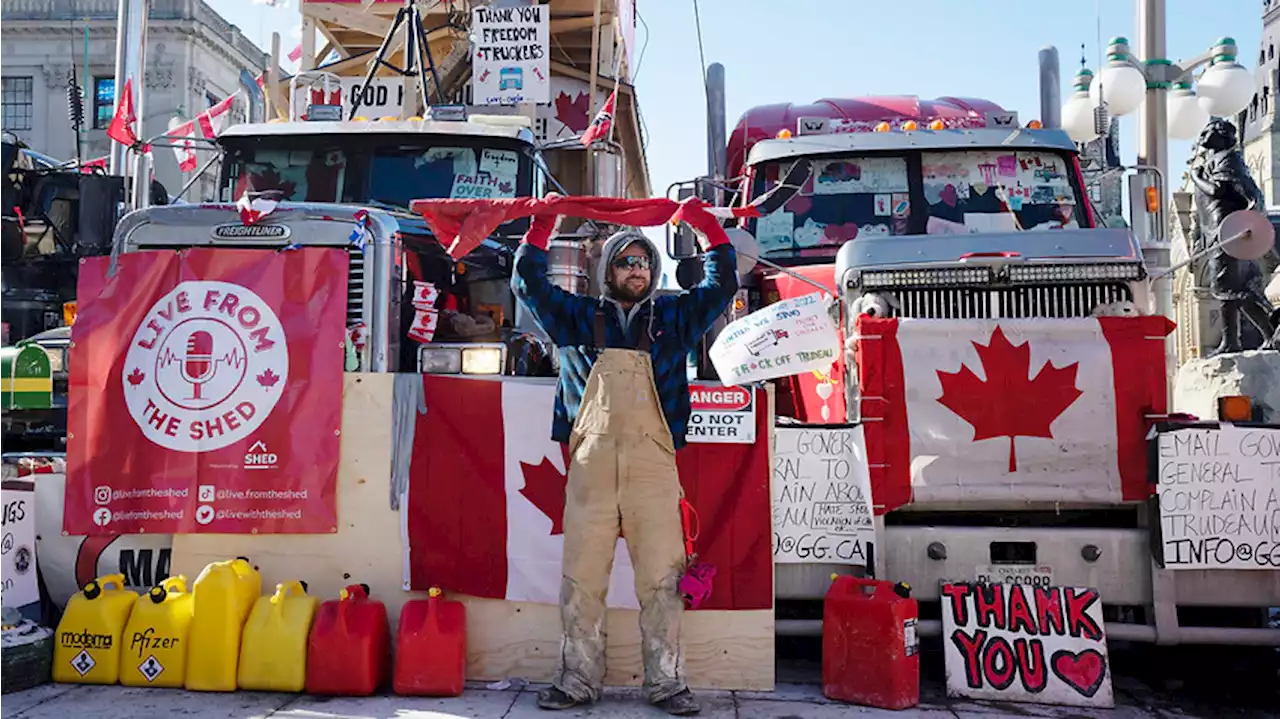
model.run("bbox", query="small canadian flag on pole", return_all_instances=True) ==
[197,95,235,138]
[579,87,617,147]
[106,77,139,147]
[165,119,199,172]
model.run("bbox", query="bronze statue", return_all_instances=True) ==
[1188,119,1277,355]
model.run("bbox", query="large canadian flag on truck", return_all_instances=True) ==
[853,316,1174,513]
[404,376,773,611]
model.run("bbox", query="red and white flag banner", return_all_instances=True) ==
[854,316,1174,513]
[165,119,199,172]
[65,248,349,535]
[405,377,773,611]
[197,95,236,139]
[106,77,139,148]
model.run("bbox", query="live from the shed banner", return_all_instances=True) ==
[772,426,875,565]
[64,248,348,536]
[1155,425,1280,570]
[941,582,1114,708]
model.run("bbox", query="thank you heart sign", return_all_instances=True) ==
[940,582,1113,708]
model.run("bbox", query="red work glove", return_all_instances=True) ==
[522,192,563,250]
[677,203,731,250]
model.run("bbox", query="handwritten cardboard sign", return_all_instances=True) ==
[1,478,39,609]
[772,426,875,565]
[1155,425,1280,570]
[709,292,841,386]
[941,582,1114,708]
[471,4,550,105]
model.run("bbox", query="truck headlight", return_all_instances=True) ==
[1008,263,1143,283]
[462,346,505,375]
[419,347,462,374]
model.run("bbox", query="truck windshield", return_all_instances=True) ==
[749,148,1088,259]
[220,135,532,212]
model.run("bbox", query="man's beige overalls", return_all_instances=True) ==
[554,310,688,704]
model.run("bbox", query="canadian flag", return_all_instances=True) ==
[165,118,199,172]
[405,376,773,610]
[854,316,1174,512]
[106,77,139,147]
[579,87,616,147]
[197,95,235,139]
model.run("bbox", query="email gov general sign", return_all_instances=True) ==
[65,248,348,535]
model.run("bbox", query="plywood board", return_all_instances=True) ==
[172,372,774,691]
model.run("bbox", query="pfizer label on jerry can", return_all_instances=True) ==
[709,292,841,386]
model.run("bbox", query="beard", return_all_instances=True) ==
[609,276,650,302]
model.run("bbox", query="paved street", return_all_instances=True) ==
[5,640,1277,718]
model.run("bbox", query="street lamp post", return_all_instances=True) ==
[1059,5,1255,382]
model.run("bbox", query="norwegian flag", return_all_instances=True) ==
[165,118,199,172]
[579,87,616,146]
[106,77,139,147]
[197,95,235,138]
[853,316,1174,513]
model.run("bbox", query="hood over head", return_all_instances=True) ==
[596,228,661,306]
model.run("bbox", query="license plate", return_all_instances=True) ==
[975,564,1054,587]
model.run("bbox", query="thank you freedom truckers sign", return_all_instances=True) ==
[65,248,348,535]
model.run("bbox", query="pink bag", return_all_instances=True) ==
[678,498,715,609]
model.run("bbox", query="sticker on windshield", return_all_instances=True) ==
[754,210,794,252]
[452,173,515,199]
[418,147,477,178]
[812,157,908,195]
[480,149,519,178]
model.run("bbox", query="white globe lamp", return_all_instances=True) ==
[1089,38,1147,117]
[1167,81,1210,140]
[1197,39,1255,117]
[1062,68,1101,143]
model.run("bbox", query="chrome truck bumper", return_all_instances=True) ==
[776,525,1280,646]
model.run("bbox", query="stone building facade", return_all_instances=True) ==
[1,0,266,200]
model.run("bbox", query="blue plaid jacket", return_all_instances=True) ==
[512,240,738,450]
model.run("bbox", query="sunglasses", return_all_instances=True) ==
[612,255,651,271]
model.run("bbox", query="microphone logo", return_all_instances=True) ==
[181,330,215,400]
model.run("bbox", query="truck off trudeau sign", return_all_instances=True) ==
[686,385,755,444]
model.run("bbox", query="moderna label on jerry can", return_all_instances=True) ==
[53,573,138,685]
[306,583,390,696]
[185,557,261,692]
[238,580,319,693]
[823,576,920,710]
[394,587,466,697]
[120,576,194,688]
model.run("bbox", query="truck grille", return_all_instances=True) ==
[892,283,1132,319]
[347,249,365,327]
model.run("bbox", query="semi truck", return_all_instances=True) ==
[669,82,1278,645]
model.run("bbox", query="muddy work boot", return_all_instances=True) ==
[653,688,701,716]
[537,686,586,711]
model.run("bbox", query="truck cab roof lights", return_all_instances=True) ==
[1027,119,1044,129]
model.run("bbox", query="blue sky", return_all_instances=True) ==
[209,0,1264,201]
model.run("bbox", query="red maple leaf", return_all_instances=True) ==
[935,326,1082,473]
[126,368,145,386]
[256,368,280,387]
[519,444,571,535]
[554,91,590,133]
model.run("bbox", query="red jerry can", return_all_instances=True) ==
[305,583,390,696]
[394,587,466,697]
[822,576,920,710]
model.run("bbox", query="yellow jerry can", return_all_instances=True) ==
[238,580,319,693]
[52,574,138,685]
[185,557,261,692]
[120,576,194,688]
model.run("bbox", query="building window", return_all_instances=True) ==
[206,92,220,108]
[1,77,34,131]
[93,77,116,129]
